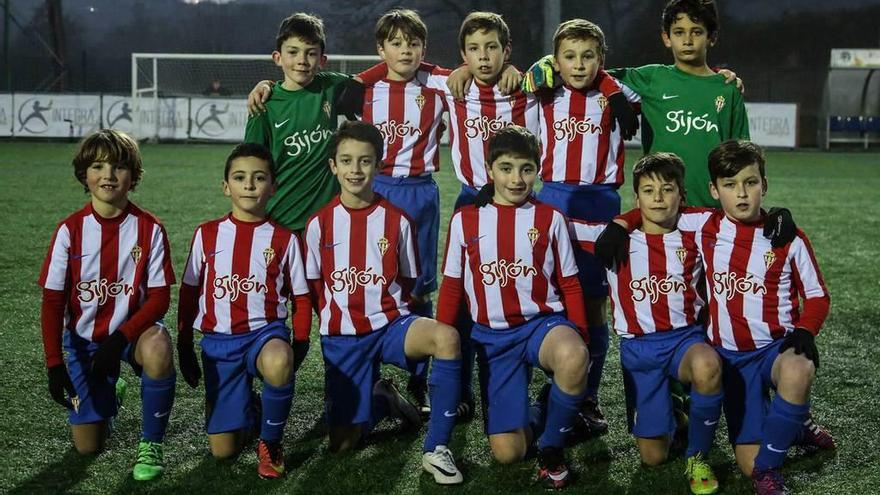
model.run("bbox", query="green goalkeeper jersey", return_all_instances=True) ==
[609,64,749,207]
[244,72,351,231]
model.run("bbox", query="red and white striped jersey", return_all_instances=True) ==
[538,82,639,186]
[675,208,830,351]
[37,202,175,342]
[424,68,540,188]
[180,215,308,335]
[359,71,447,177]
[442,199,578,329]
[570,220,704,338]
[304,195,419,336]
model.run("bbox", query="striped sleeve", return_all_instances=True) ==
[568,219,607,254]
[181,227,205,287]
[304,216,322,280]
[552,212,579,278]
[441,212,465,279]
[38,222,70,291]
[285,232,310,296]
[147,223,175,287]
[790,231,830,333]
[397,215,420,279]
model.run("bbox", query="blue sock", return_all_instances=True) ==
[140,373,176,443]
[585,324,609,400]
[423,358,461,451]
[685,390,723,458]
[754,396,810,470]
[538,383,585,449]
[260,381,294,442]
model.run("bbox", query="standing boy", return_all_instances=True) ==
[39,129,177,481]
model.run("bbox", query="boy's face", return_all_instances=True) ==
[330,139,379,200]
[710,163,767,223]
[460,29,510,85]
[273,36,326,90]
[553,37,603,91]
[488,153,538,206]
[662,14,713,67]
[635,173,682,233]
[85,159,132,208]
[223,156,275,220]
[378,30,425,81]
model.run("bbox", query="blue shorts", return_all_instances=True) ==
[453,184,480,211]
[537,182,621,298]
[471,314,579,435]
[374,174,440,297]
[200,320,290,434]
[718,339,782,445]
[320,314,423,426]
[63,326,154,425]
[620,324,707,438]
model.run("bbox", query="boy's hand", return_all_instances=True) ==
[716,68,745,94]
[498,65,522,95]
[521,55,557,94]
[446,66,473,100]
[90,331,127,381]
[474,183,495,207]
[780,328,819,369]
[608,92,639,140]
[247,80,276,115]
[292,340,309,373]
[177,341,201,388]
[763,207,797,248]
[594,221,629,269]
[48,364,78,410]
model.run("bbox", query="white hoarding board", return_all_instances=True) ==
[745,103,798,148]
[189,98,248,141]
[14,93,101,138]
[0,94,12,136]
[830,49,880,69]
[103,95,189,140]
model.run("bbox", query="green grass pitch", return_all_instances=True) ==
[0,141,878,494]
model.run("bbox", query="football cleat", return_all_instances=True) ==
[422,445,464,485]
[115,377,128,408]
[568,397,608,444]
[684,453,719,494]
[132,439,164,481]
[798,415,836,451]
[257,439,285,479]
[407,374,431,418]
[537,446,572,490]
[752,467,787,495]
[455,398,476,424]
[374,379,422,429]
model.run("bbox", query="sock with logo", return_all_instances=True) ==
[260,381,294,442]
[140,372,176,442]
[538,383,585,449]
[685,389,723,457]
[423,357,462,452]
[585,324,609,400]
[754,396,810,469]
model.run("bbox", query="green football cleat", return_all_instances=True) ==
[115,377,128,408]
[132,439,165,481]
[685,453,719,494]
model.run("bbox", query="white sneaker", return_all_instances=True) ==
[373,378,421,429]
[422,445,463,485]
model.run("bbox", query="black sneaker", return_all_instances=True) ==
[455,397,476,424]
[537,446,572,489]
[578,397,609,436]
[374,378,422,430]
[407,374,431,418]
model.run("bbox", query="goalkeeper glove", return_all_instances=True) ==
[177,340,202,389]
[521,55,558,94]
[594,222,630,269]
[779,328,819,369]
[474,183,495,208]
[608,92,639,140]
[90,331,127,381]
[48,364,78,410]
[292,340,310,373]
[763,207,797,248]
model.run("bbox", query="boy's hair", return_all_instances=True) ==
[72,129,143,193]
[328,121,385,163]
[276,13,325,52]
[487,125,541,167]
[459,12,510,50]
[375,9,427,45]
[662,0,719,40]
[632,152,686,199]
[708,140,766,182]
[553,19,607,58]
[224,142,275,181]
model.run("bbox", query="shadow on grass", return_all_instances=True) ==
[8,448,95,495]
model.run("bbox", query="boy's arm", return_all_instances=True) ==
[552,215,589,340]
[284,232,313,371]
[247,80,275,115]
[244,110,272,145]
[335,77,365,120]
[177,227,204,387]
[731,89,750,140]
[778,232,830,369]
[436,213,465,326]
[568,219,609,255]
[397,215,421,302]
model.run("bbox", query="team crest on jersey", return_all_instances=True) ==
[509,95,516,108]
[263,247,276,265]
[676,246,688,264]
[415,94,426,110]
[527,227,540,247]
[763,250,776,270]
[377,236,389,256]
[597,95,608,111]
[130,245,142,265]
[322,101,331,118]
[714,95,726,113]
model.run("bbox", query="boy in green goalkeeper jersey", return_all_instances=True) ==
[244,13,361,231]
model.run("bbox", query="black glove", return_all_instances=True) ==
[763,207,797,248]
[779,328,819,369]
[594,222,630,269]
[474,183,495,208]
[48,364,77,410]
[292,340,310,373]
[177,341,202,389]
[90,331,127,381]
[608,92,639,140]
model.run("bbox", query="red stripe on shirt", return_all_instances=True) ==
[265,227,288,323]
[530,207,553,315]
[497,206,525,327]
[728,224,757,350]
[681,231,699,325]
[462,208,489,325]
[93,221,119,341]
[646,234,673,331]
[592,99,611,184]
[763,243,789,340]
[452,99,474,187]
[200,224,219,332]
[230,223,254,333]
[701,216,722,346]
[565,90,586,184]
[349,211,368,333]
[410,87,435,175]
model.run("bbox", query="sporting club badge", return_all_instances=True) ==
[597,95,608,112]
[263,247,276,265]
[130,245,142,265]
[415,94,426,110]
[527,227,540,247]
[377,236,390,256]
[715,95,726,113]
[322,101,332,119]
[676,246,688,264]
[763,250,776,270]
